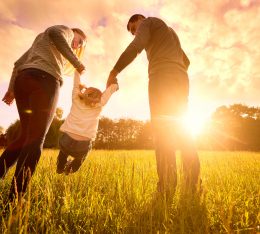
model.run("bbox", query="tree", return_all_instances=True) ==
[44,107,64,148]
[5,108,65,149]
[198,104,260,150]
[94,117,153,149]
[0,126,4,135]
[3,104,260,151]
[0,126,7,147]
[5,120,20,145]
[55,107,63,120]
[135,121,153,149]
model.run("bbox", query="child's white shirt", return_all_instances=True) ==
[60,71,118,140]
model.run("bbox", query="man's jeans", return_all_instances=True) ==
[149,71,200,192]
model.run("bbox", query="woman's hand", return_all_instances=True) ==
[76,63,85,75]
[2,91,15,105]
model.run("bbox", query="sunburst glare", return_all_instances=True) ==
[182,106,211,137]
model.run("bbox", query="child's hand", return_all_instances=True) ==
[79,83,87,91]
[106,69,118,88]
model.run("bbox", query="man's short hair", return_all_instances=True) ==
[127,14,146,31]
[72,28,87,40]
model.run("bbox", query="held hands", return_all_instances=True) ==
[79,83,87,90]
[76,63,86,75]
[106,69,119,88]
[2,91,15,105]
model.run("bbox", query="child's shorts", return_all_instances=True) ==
[59,132,92,158]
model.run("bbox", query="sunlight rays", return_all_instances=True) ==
[183,105,211,137]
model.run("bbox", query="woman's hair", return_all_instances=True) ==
[72,28,87,40]
[78,87,102,107]
[127,14,146,31]
[63,28,87,76]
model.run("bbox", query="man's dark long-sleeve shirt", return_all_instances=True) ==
[113,17,190,78]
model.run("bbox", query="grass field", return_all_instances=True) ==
[0,150,259,233]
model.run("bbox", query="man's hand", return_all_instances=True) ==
[2,91,15,105]
[106,69,119,88]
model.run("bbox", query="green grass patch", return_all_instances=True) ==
[0,150,259,233]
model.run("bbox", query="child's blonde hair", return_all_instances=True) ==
[78,87,102,107]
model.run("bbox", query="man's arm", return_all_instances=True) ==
[114,20,151,72]
[47,26,85,73]
[107,19,151,87]
[106,69,119,88]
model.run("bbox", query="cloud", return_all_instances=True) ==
[0,22,36,82]
[161,0,260,105]
[0,0,259,129]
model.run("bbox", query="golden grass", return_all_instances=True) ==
[0,150,259,233]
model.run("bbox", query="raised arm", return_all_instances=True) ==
[100,84,119,106]
[113,20,151,73]
[72,71,82,99]
[107,19,151,88]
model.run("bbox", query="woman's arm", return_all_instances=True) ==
[8,49,30,92]
[47,25,84,72]
[3,49,31,105]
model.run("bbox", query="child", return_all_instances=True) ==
[56,71,118,174]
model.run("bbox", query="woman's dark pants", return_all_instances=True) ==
[0,68,60,201]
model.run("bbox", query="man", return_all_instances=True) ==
[0,25,86,202]
[107,14,200,193]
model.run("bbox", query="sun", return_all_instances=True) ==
[182,106,211,137]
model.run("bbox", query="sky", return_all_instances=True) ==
[0,0,259,131]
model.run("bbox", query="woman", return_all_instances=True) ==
[0,25,87,202]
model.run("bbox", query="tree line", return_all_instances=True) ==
[1,104,260,151]
[197,104,260,151]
